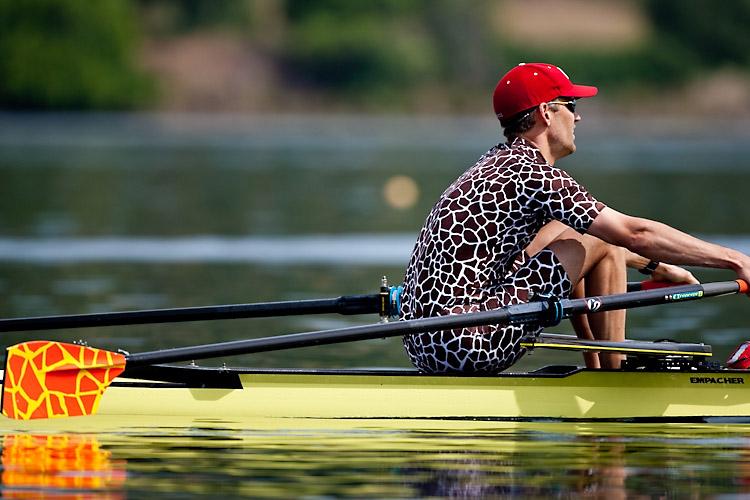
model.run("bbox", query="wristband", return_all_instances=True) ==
[639,260,660,275]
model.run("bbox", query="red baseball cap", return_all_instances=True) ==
[493,63,598,120]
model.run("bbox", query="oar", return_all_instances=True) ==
[0,284,401,332]
[0,280,666,333]
[3,280,746,420]
[0,280,674,332]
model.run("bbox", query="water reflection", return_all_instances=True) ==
[0,234,415,264]
[1,433,126,498]
[1,234,749,265]
[3,419,750,497]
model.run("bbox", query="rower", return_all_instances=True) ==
[400,62,750,375]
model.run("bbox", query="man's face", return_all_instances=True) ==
[547,98,579,158]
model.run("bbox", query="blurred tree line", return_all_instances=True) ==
[0,0,152,109]
[1,0,749,110]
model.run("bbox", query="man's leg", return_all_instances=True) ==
[525,222,627,368]
[569,280,601,369]
[549,230,627,368]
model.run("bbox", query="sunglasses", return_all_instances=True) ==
[547,99,577,114]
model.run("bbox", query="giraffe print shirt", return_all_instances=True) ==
[400,137,605,372]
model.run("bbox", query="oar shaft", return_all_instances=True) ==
[0,294,381,332]
[559,280,745,322]
[127,304,520,365]
[127,280,747,367]
[0,280,680,332]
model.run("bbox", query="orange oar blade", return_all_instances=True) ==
[2,341,126,420]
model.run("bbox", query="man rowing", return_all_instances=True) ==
[401,62,750,374]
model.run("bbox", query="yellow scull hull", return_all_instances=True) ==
[88,367,750,422]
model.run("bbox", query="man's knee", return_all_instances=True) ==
[582,234,625,263]
[609,243,627,262]
[597,238,627,265]
[549,232,625,284]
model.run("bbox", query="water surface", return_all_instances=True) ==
[1,113,750,497]
[4,418,750,498]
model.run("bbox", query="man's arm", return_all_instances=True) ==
[622,248,698,284]
[588,207,750,285]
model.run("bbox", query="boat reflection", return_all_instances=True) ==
[2,419,750,498]
[0,434,126,499]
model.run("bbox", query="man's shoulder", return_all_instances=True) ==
[507,137,551,164]
[475,143,504,163]
[475,139,546,171]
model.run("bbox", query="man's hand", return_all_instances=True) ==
[734,259,750,295]
[652,263,699,284]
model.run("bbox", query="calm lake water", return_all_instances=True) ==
[1,112,750,497]
[5,417,750,498]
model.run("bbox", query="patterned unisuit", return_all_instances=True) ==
[401,137,605,374]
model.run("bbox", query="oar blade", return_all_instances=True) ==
[2,341,126,420]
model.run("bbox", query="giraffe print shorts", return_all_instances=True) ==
[403,249,573,375]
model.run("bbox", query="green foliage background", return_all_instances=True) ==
[1,0,749,110]
[0,0,153,109]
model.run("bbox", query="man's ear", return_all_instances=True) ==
[539,103,552,125]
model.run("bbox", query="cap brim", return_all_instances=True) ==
[568,84,598,98]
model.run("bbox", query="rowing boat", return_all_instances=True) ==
[1,335,746,423]
[102,368,750,422]
[6,366,750,422]
[1,280,748,423]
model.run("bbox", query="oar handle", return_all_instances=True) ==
[627,280,690,292]
[126,280,748,367]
